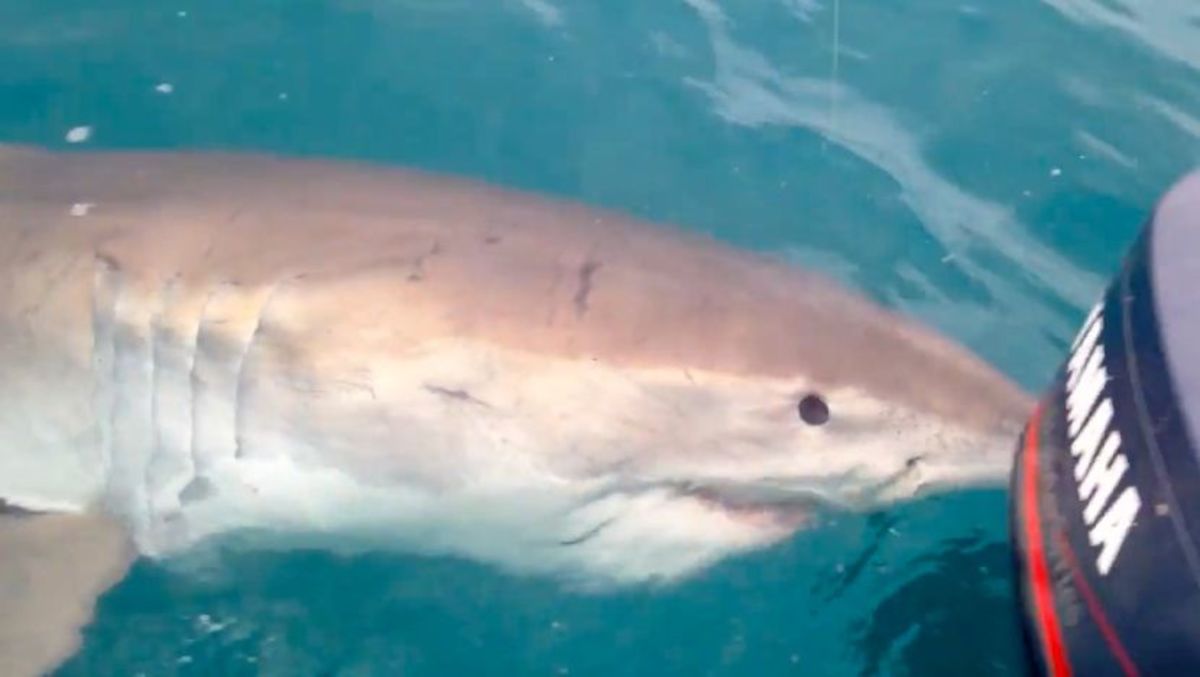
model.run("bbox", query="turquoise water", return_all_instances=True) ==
[2,0,1198,674]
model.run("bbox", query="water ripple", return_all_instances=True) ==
[1039,0,1200,71]
[683,0,1103,373]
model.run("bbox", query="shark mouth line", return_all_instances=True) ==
[556,457,929,548]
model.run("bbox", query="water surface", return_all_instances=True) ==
[1,0,1197,673]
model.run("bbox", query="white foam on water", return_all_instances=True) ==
[516,0,563,27]
[1039,0,1200,72]
[65,126,92,143]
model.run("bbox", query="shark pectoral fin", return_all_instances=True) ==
[0,511,134,677]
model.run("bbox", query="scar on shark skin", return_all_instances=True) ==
[423,383,492,408]
[573,259,602,317]
[559,517,617,546]
[406,239,443,283]
[866,454,928,498]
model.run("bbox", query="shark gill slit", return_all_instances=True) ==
[144,276,206,519]
[181,279,278,500]
[142,282,163,523]
[144,276,190,524]
[233,279,284,461]
[90,255,121,491]
[112,276,158,530]
[130,276,167,529]
[182,283,223,502]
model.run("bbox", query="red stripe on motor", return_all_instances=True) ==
[1021,406,1074,677]
[1054,529,1140,676]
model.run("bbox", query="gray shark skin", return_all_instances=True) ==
[0,143,1032,674]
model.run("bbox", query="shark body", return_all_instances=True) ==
[0,144,1031,674]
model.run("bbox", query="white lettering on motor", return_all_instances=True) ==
[1061,301,1142,576]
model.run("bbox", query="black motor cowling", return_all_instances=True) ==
[1012,172,1200,676]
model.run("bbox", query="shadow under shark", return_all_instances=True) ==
[0,143,1032,675]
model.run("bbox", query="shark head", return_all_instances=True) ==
[432,270,1037,586]
[306,293,1034,587]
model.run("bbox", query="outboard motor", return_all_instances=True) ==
[1012,171,1200,675]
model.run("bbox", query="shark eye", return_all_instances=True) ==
[797,394,830,426]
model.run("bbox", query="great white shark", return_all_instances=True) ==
[0,142,1032,674]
